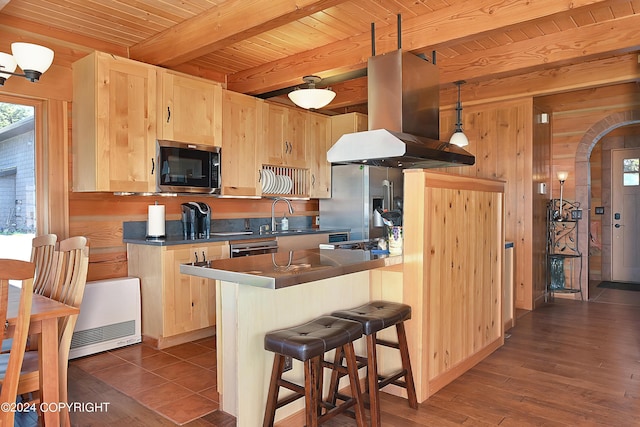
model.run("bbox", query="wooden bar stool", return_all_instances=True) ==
[263,315,367,427]
[330,301,418,427]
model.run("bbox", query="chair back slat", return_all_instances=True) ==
[30,234,58,296]
[0,259,35,426]
[51,236,89,343]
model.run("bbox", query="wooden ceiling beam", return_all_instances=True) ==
[227,0,616,94]
[129,0,349,67]
[440,53,640,107]
[441,13,640,85]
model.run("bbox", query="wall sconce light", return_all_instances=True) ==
[557,171,569,220]
[0,42,55,86]
[288,75,336,110]
[449,80,469,147]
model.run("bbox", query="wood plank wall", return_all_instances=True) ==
[440,98,541,310]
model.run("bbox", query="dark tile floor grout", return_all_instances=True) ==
[70,337,219,425]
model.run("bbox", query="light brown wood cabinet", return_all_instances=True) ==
[263,103,308,168]
[221,90,263,197]
[308,112,332,198]
[157,69,222,147]
[72,51,157,192]
[331,112,367,141]
[127,241,229,349]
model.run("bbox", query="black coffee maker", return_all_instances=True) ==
[181,202,211,239]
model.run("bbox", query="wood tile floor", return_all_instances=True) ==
[24,288,640,426]
[70,337,220,425]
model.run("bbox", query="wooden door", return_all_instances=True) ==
[264,103,287,166]
[221,90,262,196]
[611,148,640,282]
[158,70,222,147]
[308,112,331,198]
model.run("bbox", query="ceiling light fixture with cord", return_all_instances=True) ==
[0,42,55,86]
[450,80,469,147]
[288,75,336,110]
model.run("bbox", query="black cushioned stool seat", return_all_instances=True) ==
[330,301,418,427]
[263,316,367,427]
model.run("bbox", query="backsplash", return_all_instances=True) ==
[122,217,315,240]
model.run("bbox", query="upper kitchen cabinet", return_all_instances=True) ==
[157,69,222,147]
[72,51,157,192]
[221,90,263,197]
[331,112,368,140]
[263,103,308,169]
[308,112,332,198]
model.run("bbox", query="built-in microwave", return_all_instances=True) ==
[156,140,221,194]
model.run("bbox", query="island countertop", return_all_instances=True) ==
[180,248,402,289]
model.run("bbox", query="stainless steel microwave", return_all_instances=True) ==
[156,140,221,194]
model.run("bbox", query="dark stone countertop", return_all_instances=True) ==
[124,228,350,246]
[179,248,402,289]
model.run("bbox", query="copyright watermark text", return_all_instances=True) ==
[1,401,110,413]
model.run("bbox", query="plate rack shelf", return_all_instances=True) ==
[261,165,308,197]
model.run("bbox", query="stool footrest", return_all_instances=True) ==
[378,369,408,389]
[376,338,400,349]
[277,378,305,396]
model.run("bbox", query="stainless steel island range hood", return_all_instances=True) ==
[327,49,475,169]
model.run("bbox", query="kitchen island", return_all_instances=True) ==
[180,248,402,426]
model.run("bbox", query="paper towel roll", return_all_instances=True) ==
[147,204,165,238]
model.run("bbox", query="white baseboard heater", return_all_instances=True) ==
[69,276,142,359]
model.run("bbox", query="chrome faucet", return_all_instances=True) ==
[271,197,294,232]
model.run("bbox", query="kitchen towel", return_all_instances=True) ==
[147,203,165,237]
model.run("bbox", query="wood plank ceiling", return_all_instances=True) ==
[0,0,638,112]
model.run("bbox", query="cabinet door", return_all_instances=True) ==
[263,104,308,168]
[285,108,308,168]
[158,70,222,147]
[221,90,262,196]
[163,243,228,337]
[308,113,332,198]
[73,52,157,192]
[264,103,288,166]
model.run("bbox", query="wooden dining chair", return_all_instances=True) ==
[0,259,35,427]
[1,234,58,355]
[1,237,89,426]
[31,234,58,296]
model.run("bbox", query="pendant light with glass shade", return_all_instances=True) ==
[449,80,469,147]
[288,75,336,110]
[0,42,55,86]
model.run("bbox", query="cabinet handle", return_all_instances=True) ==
[202,251,206,262]
[194,252,199,263]
[258,169,262,183]
[151,158,155,175]
[167,106,171,123]
[311,174,315,187]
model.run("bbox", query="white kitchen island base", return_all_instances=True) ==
[219,270,371,426]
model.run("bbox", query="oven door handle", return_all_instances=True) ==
[231,245,279,254]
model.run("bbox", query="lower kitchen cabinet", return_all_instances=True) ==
[127,241,229,349]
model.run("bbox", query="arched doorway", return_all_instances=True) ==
[574,110,640,299]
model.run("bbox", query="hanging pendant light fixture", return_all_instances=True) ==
[288,75,336,110]
[450,80,469,147]
[0,42,55,86]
